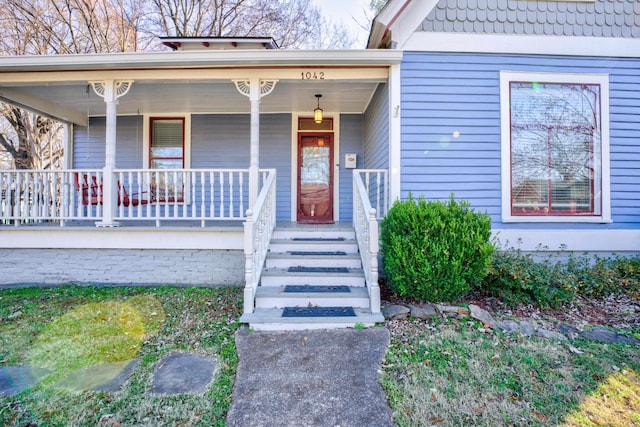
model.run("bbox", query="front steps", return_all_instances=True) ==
[240,223,384,331]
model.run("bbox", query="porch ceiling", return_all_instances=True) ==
[0,78,384,121]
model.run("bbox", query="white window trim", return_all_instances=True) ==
[142,113,192,204]
[142,113,191,169]
[500,71,611,224]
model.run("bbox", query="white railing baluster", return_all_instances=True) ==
[239,171,244,219]
[229,171,234,218]
[219,172,225,219]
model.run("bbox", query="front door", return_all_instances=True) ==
[297,134,334,223]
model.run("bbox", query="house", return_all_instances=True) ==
[0,0,638,328]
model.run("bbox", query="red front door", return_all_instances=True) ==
[297,134,334,223]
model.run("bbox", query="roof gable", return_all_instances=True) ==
[369,0,640,49]
[421,0,639,38]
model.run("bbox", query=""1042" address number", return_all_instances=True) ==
[301,71,325,80]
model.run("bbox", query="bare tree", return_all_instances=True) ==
[147,0,354,49]
[0,0,148,170]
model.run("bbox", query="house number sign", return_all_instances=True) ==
[301,71,325,80]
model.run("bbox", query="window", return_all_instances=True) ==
[149,117,186,202]
[500,72,610,223]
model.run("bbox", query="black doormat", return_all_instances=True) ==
[288,267,350,273]
[289,251,347,256]
[291,237,345,241]
[282,306,356,317]
[284,285,351,293]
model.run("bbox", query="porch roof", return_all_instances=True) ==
[0,49,402,125]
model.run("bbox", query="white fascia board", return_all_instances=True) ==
[369,0,439,49]
[404,32,640,58]
[0,50,403,73]
[0,227,244,250]
[493,229,640,253]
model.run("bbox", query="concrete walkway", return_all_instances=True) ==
[2,328,394,426]
[226,327,394,427]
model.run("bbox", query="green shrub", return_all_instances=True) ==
[380,194,494,302]
[482,250,575,308]
[482,251,640,308]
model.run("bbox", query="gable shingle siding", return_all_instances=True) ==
[421,0,640,38]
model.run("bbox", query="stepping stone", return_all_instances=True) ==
[151,352,216,395]
[0,366,49,396]
[54,359,140,392]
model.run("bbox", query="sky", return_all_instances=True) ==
[314,0,373,47]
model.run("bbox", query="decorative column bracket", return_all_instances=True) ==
[233,80,278,99]
[89,81,134,102]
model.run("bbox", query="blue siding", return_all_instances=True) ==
[339,115,364,221]
[73,116,143,168]
[401,52,640,229]
[176,114,291,222]
[364,83,389,169]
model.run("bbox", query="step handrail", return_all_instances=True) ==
[243,169,277,314]
[352,170,382,314]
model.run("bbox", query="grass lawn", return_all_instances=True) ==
[1,285,639,426]
[382,317,640,427]
[0,286,242,426]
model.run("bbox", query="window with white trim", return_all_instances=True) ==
[500,72,610,223]
[148,117,188,202]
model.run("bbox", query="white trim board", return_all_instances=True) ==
[0,227,244,250]
[404,33,640,58]
[499,71,611,224]
[493,229,640,253]
[290,112,341,222]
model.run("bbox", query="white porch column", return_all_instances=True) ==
[90,80,133,227]
[388,64,402,203]
[233,79,277,206]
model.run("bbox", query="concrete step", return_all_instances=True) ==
[254,286,370,309]
[265,252,362,269]
[239,307,384,331]
[260,267,366,287]
[269,238,358,254]
[272,227,355,241]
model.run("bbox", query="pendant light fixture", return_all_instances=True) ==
[314,94,323,124]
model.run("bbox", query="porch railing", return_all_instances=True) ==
[358,169,389,219]
[353,169,388,314]
[0,168,269,226]
[114,169,259,226]
[0,169,103,225]
[243,169,277,314]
